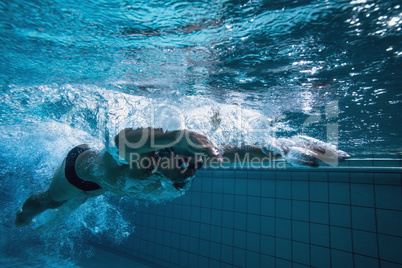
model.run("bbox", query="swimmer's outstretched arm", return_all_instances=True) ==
[204,136,350,168]
[114,127,222,161]
[201,144,280,168]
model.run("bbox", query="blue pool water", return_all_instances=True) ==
[0,0,401,267]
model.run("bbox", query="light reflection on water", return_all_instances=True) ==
[1,0,401,154]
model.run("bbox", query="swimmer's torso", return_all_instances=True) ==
[74,148,192,200]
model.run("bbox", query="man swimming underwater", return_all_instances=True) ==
[15,127,349,227]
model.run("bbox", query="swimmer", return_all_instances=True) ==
[15,127,350,227]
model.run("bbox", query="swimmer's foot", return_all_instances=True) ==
[15,209,34,227]
[15,191,67,227]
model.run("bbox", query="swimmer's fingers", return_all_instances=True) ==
[282,135,351,167]
[292,135,351,162]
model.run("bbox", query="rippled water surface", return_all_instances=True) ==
[0,0,401,266]
[1,0,402,154]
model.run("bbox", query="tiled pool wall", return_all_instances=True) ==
[99,158,402,268]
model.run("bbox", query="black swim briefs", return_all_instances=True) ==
[65,145,102,191]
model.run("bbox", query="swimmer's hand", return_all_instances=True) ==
[178,130,222,161]
[273,135,350,167]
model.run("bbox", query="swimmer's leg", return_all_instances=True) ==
[15,190,65,227]
[33,193,90,232]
